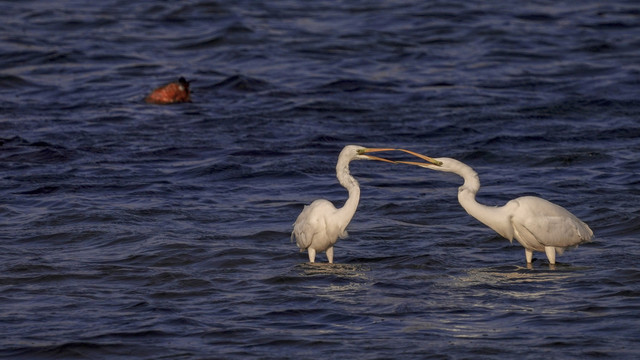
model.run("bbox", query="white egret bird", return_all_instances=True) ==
[291,145,440,263]
[397,149,593,265]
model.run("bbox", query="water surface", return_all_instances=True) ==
[1,1,639,359]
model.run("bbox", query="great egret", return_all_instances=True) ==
[397,149,593,265]
[291,145,440,263]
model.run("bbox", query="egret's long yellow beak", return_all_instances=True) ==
[357,148,442,166]
[357,148,397,163]
[395,148,443,167]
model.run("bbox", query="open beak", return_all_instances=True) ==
[357,148,397,163]
[395,148,442,167]
[357,148,442,166]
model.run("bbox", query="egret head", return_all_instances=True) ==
[345,145,396,163]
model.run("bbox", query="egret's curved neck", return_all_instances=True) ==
[435,159,513,239]
[335,157,360,226]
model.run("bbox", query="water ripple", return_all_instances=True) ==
[1,0,639,359]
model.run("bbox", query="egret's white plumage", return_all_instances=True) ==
[291,145,400,263]
[400,154,593,265]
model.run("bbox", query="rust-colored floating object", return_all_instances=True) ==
[145,77,192,104]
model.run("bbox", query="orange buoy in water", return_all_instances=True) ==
[145,77,192,104]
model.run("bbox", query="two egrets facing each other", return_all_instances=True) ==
[291,146,593,266]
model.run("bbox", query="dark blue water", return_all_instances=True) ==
[2,1,640,358]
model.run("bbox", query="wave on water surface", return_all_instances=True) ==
[1,0,640,359]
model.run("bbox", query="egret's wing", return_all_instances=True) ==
[511,196,593,249]
[518,215,593,248]
[292,201,334,250]
[293,227,313,249]
[292,206,315,249]
[511,220,543,251]
[292,221,315,250]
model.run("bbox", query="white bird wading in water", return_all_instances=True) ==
[291,145,439,263]
[397,149,593,265]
